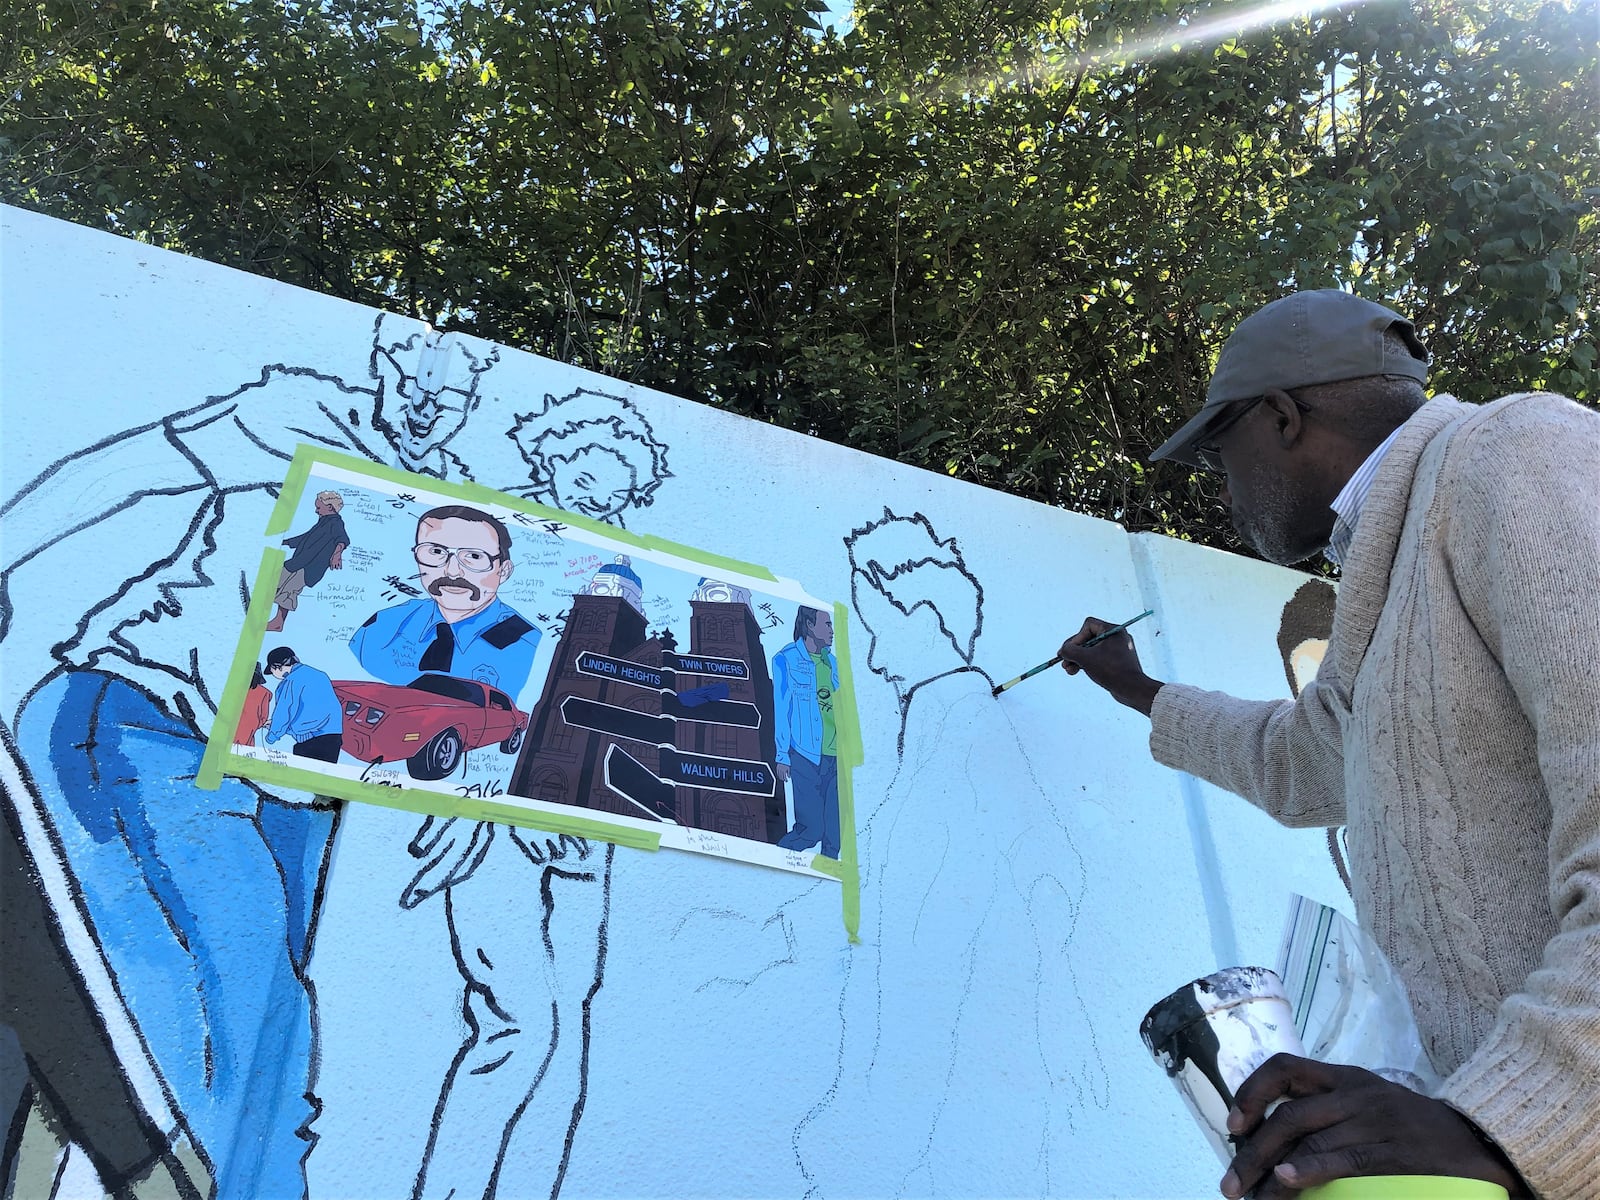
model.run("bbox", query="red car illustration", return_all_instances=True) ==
[333,674,529,780]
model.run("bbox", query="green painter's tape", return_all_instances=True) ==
[219,751,664,850]
[830,602,866,771]
[830,600,863,941]
[807,854,847,882]
[632,536,780,583]
[265,453,316,536]
[292,445,778,581]
[198,548,288,790]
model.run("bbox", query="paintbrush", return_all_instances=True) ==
[990,608,1155,697]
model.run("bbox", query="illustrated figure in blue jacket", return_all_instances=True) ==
[264,647,345,762]
[349,505,540,697]
[772,606,841,859]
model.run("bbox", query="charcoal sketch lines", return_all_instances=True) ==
[395,391,674,1200]
[505,389,672,524]
[0,311,667,1199]
[405,834,614,1200]
[794,509,1107,1198]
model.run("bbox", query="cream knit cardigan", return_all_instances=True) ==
[1149,392,1600,1199]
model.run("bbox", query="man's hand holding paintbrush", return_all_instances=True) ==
[1057,615,1165,716]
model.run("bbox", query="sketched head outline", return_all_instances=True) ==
[844,510,982,693]
[369,313,500,471]
[506,389,672,524]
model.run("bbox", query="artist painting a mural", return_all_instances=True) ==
[7,0,1598,1187]
[1059,291,1600,1196]
[8,206,1473,1200]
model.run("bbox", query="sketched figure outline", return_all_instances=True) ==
[0,309,634,1200]
[389,392,675,1200]
[793,508,1108,1199]
[402,826,614,1200]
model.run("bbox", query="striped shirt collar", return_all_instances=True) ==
[1325,425,1404,567]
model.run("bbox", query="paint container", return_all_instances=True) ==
[1139,966,1305,1164]
[1302,1178,1508,1200]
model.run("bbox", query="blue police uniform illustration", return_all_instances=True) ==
[349,596,541,696]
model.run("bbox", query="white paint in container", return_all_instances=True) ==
[1139,966,1306,1163]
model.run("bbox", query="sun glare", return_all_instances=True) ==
[880,0,1387,106]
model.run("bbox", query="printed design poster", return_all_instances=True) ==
[201,448,858,883]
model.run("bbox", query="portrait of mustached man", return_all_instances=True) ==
[349,504,540,697]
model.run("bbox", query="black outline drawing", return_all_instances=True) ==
[792,509,1108,1198]
[369,319,500,479]
[0,306,663,1199]
[400,832,613,1200]
[506,389,672,525]
[845,510,982,746]
[378,403,676,1198]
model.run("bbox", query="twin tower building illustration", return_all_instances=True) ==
[510,556,792,844]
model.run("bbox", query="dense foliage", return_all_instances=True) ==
[5,0,1595,553]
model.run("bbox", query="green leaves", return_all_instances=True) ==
[6,0,1593,557]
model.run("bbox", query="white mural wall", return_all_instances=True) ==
[0,204,1348,1200]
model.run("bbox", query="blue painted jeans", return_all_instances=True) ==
[777,752,840,858]
[18,671,336,1199]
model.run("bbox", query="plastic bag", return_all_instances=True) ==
[1276,894,1442,1095]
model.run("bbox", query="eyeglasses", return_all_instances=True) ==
[413,542,502,573]
[1192,396,1267,472]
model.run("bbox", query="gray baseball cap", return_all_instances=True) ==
[1151,289,1431,467]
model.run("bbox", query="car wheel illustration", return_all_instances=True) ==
[408,727,464,780]
[499,726,525,755]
